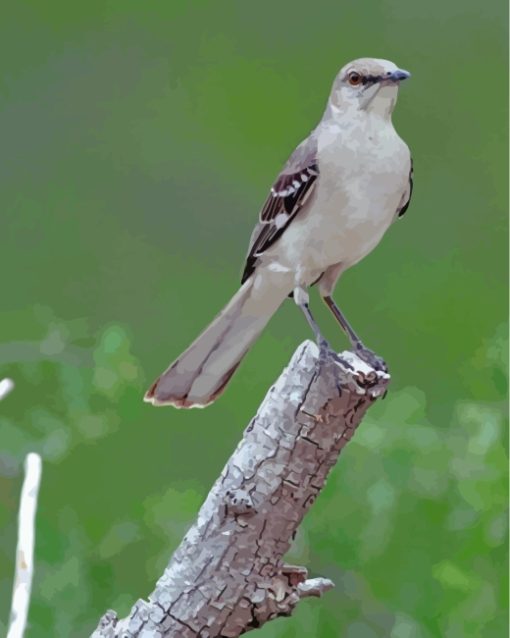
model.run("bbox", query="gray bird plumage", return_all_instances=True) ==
[145,57,413,408]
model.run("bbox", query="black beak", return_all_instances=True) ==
[387,69,411,82]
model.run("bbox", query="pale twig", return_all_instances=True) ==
[7,453,43,638]
[0,377,15,400]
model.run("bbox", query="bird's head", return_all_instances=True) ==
[329,58,410,119]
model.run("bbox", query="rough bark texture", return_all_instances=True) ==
[92,341,389,638]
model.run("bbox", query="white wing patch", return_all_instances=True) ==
[270,167,318,198]
[274,212,290,229]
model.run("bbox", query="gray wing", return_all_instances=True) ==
[241,133,319,283]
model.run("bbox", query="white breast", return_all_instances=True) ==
[269,116,410,283]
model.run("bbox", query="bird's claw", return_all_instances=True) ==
[317,339,354,370]
[317,338,333,363]
[354,344,388,373]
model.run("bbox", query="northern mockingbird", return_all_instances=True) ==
[145,57,413,408]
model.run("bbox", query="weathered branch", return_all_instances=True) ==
[92,341,389,637]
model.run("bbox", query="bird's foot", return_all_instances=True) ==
[317,339,354,371]
[353,343,388,373]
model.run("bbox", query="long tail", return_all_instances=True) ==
[144,272,290,408]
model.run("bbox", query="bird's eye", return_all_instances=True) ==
[348,71,362,86]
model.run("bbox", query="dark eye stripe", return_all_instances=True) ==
[362,74,383,85]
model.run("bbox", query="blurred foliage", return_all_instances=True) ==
[0,1,507,636]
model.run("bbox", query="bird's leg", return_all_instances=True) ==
[294,287,351,369]
[322,295,388,372]
[299,302,330,350]
[322,295,363,344]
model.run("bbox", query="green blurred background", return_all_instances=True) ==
[0,1,507,636]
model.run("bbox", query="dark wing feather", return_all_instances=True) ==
[397,158,414,218]
[241,134,319,283]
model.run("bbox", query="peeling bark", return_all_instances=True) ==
[92,341,389,638]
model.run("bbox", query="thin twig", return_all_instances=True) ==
[0,377,15,400]
[7,453,43,638]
